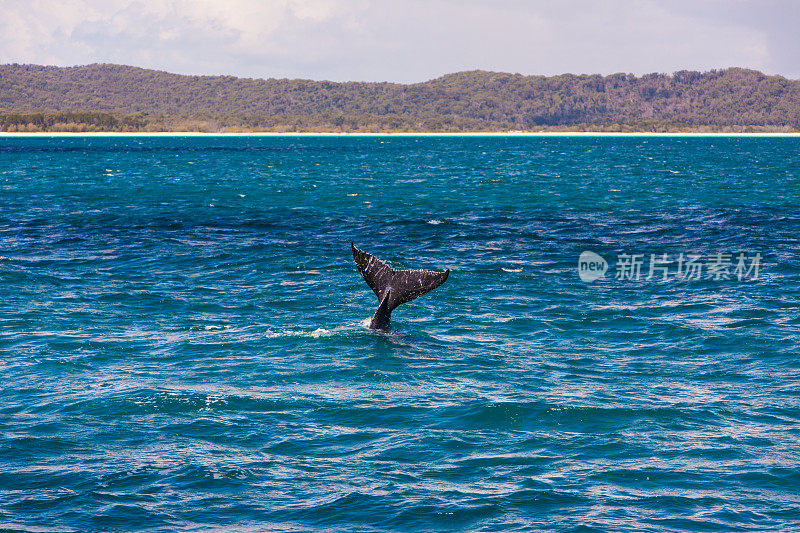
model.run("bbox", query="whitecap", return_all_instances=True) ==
[264,327,336,338]
[427,219,444,225]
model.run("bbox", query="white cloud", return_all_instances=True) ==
[0,0,791,81]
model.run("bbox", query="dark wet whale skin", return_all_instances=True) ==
[351,243,449,329]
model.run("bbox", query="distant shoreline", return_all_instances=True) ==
[3,131,800,137]
[4,65,800,135]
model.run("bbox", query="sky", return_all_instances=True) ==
[1,0,798,83]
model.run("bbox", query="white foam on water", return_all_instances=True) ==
[0,523,73,533]
[263,325,365,339]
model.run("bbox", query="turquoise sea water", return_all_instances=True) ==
[1,135,799,532]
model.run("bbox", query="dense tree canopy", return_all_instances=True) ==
[1,64,798,132]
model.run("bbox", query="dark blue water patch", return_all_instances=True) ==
[1,135,800,532]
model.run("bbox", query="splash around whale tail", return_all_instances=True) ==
[351,242,449,330]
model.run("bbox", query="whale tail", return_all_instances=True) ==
[351,242,449,330]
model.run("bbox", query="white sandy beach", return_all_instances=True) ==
[2,131,800,137]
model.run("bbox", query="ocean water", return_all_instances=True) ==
[1,135,799,532]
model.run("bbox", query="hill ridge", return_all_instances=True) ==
[1,63,799,132]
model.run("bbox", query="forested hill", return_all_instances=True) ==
[1,63,800,132]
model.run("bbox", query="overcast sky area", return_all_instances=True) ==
[1,0,798,83]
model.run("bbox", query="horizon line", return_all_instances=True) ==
[3,132,800,138]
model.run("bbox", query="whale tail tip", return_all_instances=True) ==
[351,242,449,330]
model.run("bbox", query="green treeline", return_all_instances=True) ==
[0,111,148,132]
[1,64,799,132]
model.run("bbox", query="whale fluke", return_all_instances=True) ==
[351,242,449,330]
